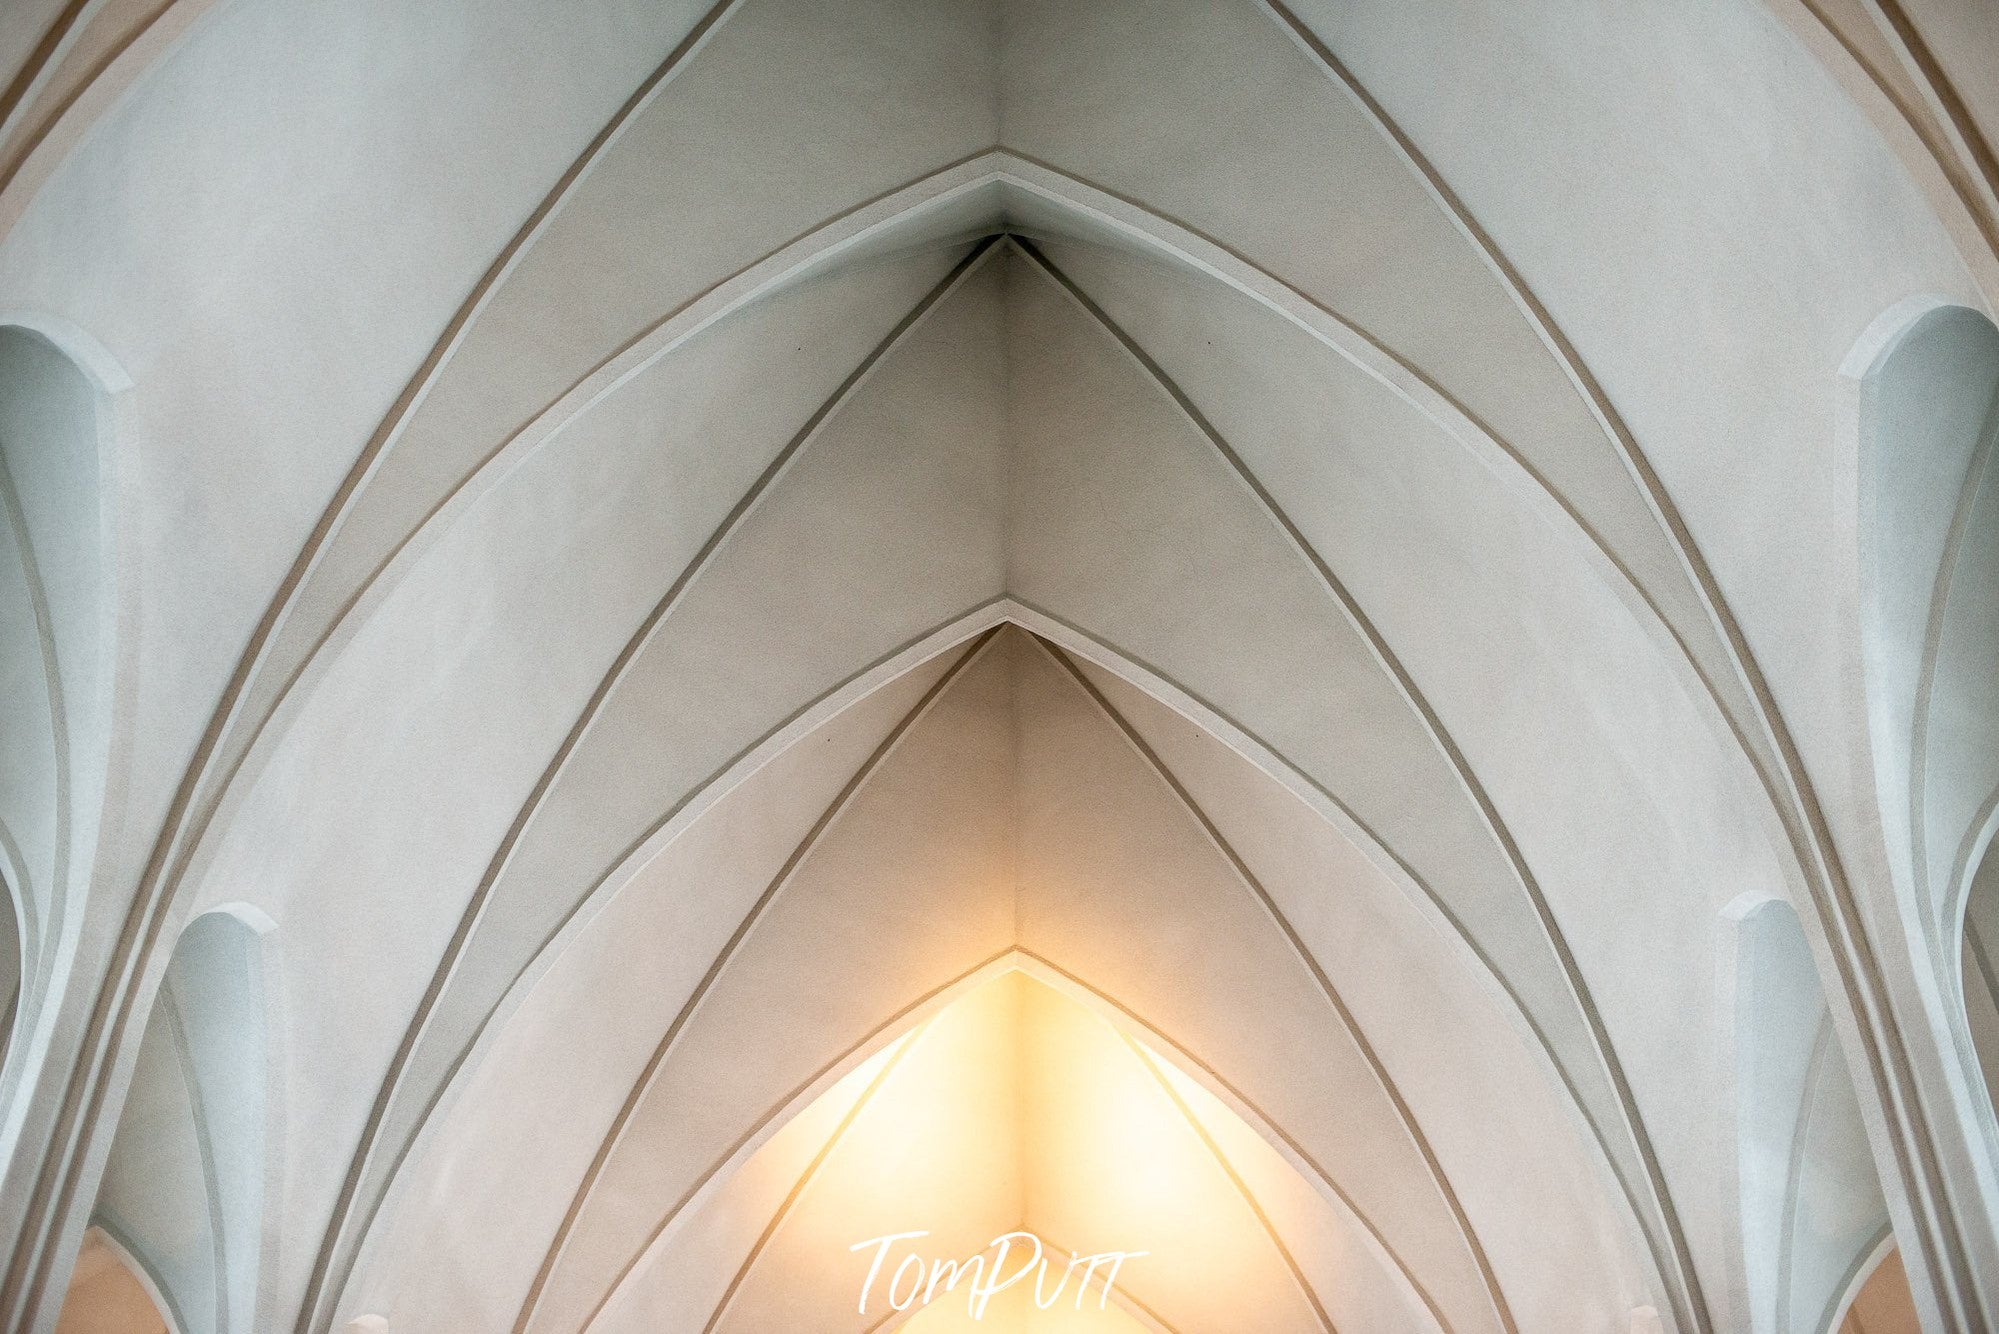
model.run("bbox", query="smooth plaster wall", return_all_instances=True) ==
[0,2,1993,1330]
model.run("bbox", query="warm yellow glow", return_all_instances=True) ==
[668,967,1336,1329]
[898,1269,1154,1331]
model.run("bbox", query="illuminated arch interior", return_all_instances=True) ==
[587,968,1415,1333]
[85,911,268,1334]
[2,1,1999,1331]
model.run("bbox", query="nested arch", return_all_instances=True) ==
[592,961,1439,1334]
[82,74,1801,1334]
[1848,297,1999,1153]
[73,14,1889,1330]
[222,196,1736,1333]
[6,2,1999,1332]
[0,313,114,1122]
[1729,895,1904,1334]
[87,905,277,1334]
[338,624,1657,1334]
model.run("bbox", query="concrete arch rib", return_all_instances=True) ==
[1028,636,1509,1334]
[528,635,1005,1334]
[206,175,1751,1334]
[1006,237,1700,1332]
[296,238,1013,1334]
[693,1023,928,1334]
[14,8,1980,1334]
[128,168,1774,1257]
[1259,0,1783,812]
[1754,0,1999,307]
[175,188,1719,1334]
[344,612,1643,1334]
[183,149,1779,952]
[1117,1028,1337,1334]
[0,0,743,1305]
[1017,954,1447,1334]
[0,1,232,248]
[3,39,1815,1334]
[589,955,1451,1334]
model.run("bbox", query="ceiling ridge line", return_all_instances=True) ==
[225,150,1756,973]
[532,629,1006,1334]
[304,242,1007,1334]
[469,140,1706,685]
[335,604,1012,1321]
[1033,635,1491,1334]
[994,601,1517,995]
[208,152,1016,868]
[354,608,1019,1279]
[127,164,1019,1053]
[127,180,1018,1182]
[1003,594,1680,1249]
[992,148,1788,887]
[1116,1030,1340,1334]
[1011,236,1700,1334]
[992,149,1601,497]
[697,1022,932,1334]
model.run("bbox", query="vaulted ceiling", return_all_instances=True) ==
[0,2,1996,1333]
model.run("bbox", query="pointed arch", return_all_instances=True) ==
[1730,895,1902,1334]
[0,311,117,1124]
[87,906,274,1334]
